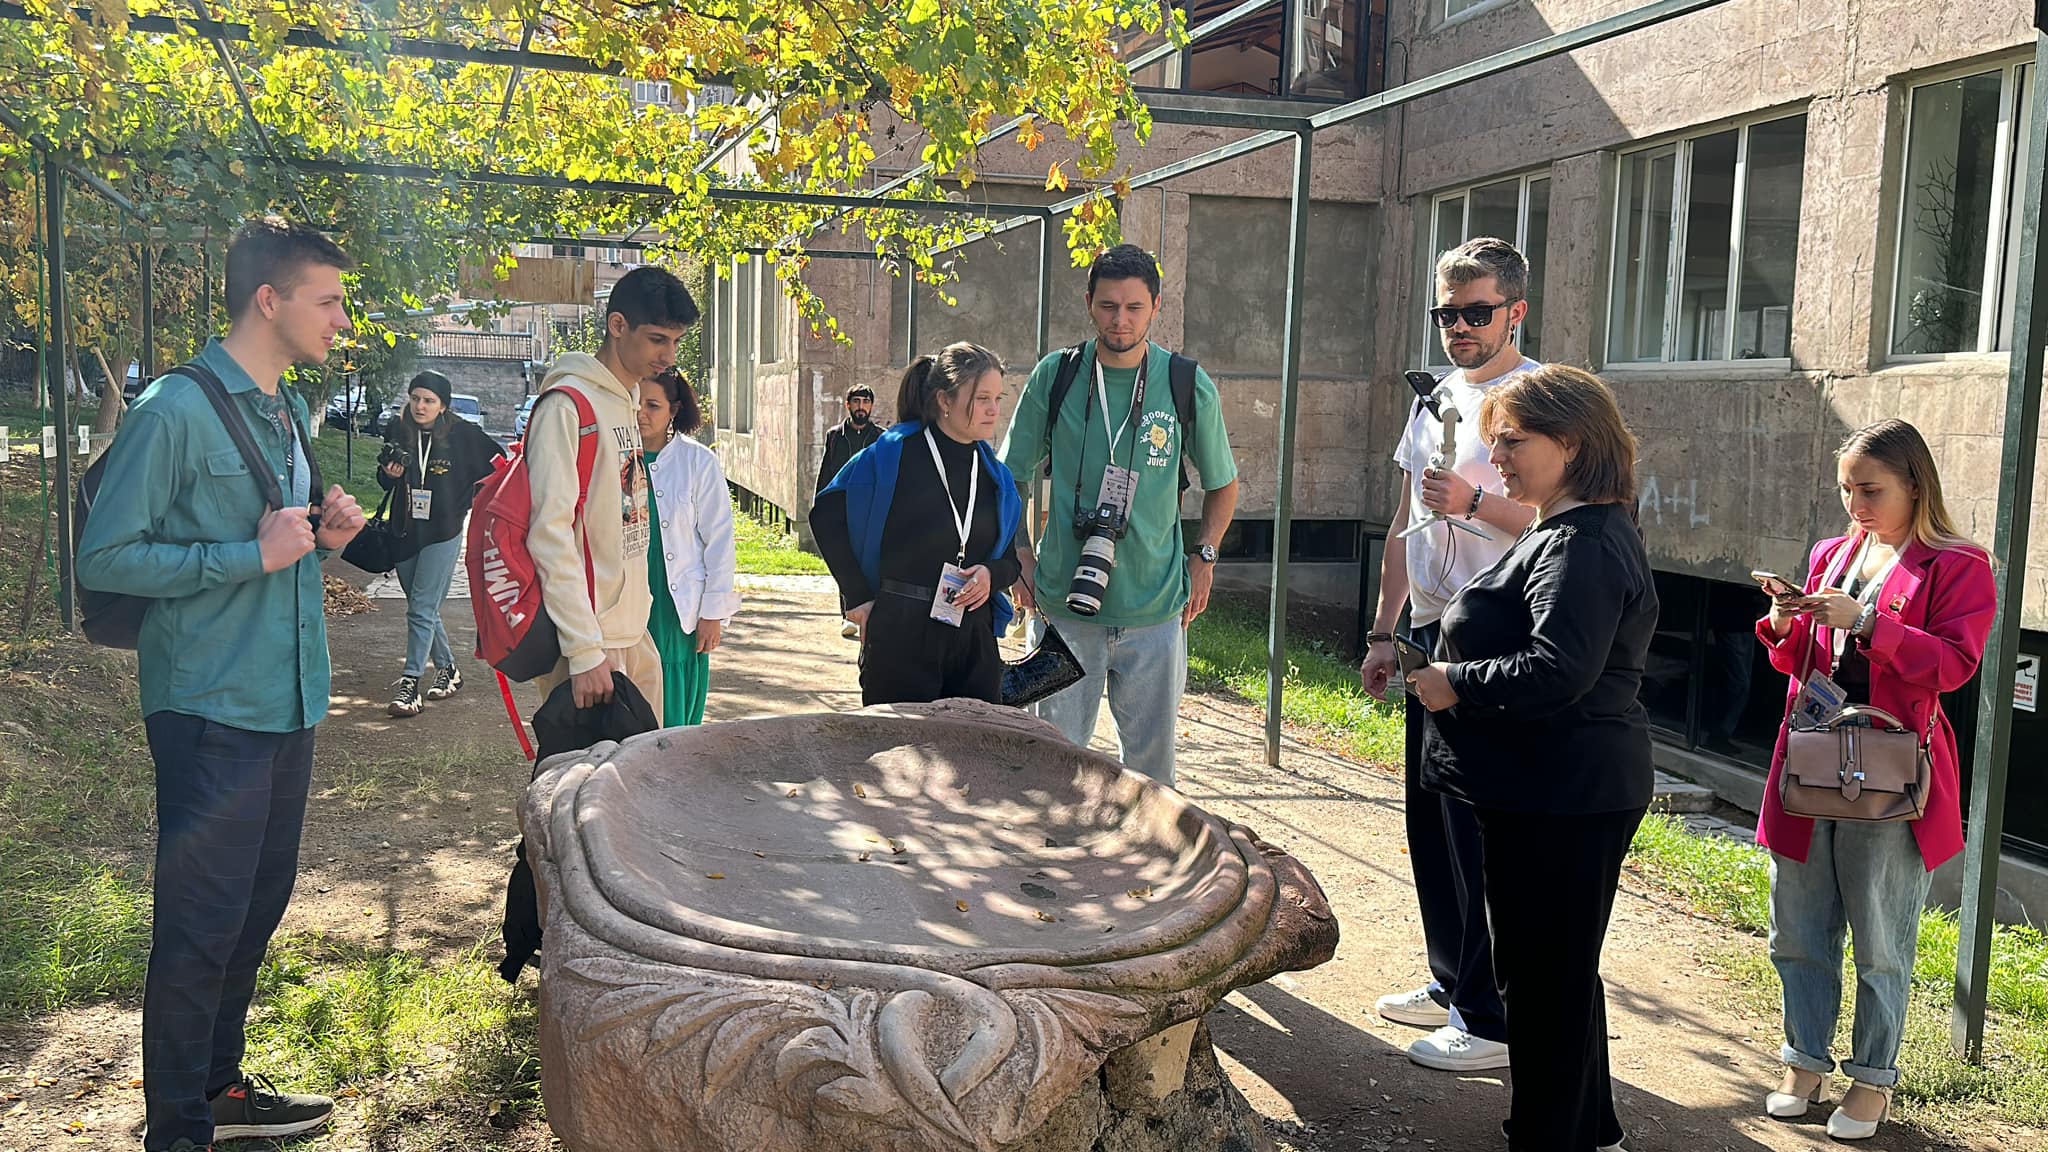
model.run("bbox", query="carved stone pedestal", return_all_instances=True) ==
[523,700,1334,1152]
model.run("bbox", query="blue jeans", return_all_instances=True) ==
[141,712,315,1149]
[1030,614,1185,786]
[1768,819,1931,1087]
[396,534,461,678]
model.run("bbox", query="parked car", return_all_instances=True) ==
[369,398,406,434]
[513,394,538,440]
[450,393,484,426]
[324,386,370,431]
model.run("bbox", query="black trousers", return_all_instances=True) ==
[1478,804,1645,1152]
[141,713,315,1150]
[859,592,1002,707]
[1404,623,1508,1041]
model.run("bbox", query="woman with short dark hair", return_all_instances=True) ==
[1405,364,1657,1152]
[379,369,503,717]
[638,368,739,726]
[810,342,1022,706]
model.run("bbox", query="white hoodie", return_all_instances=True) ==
[527,352,651,675]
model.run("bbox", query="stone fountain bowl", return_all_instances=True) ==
[524,699,1338,1152]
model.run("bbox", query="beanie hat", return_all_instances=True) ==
[410,370,453,406]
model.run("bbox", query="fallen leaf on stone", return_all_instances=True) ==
[1034,911,1057,922]
[956,900,970,912]
[1103,924,1115,933]
[1127,885,1152,899]
[857,852,871,862]
[889,838,905,854]
[787,788,799,798]
[705,873,725,880]
[853,783,867,798]
[5,1102,25,1117]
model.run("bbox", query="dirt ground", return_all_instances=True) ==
[1,574,2039,1152]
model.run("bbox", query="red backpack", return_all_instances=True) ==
[468,385,600,707]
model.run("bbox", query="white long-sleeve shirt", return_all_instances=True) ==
[648,433,742,634]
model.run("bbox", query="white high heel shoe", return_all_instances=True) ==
[1765,1066,1829,1118]
[1825,1083,1893,1140]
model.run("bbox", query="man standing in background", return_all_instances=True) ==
[818,383,883,639]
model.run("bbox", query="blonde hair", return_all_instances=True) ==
[1837,420,1982,555]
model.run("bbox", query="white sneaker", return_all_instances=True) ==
[1407,1025,1510,1071]
[840,620,861,641]
[1375,985,1452,1029]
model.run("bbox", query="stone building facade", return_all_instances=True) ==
[696,0,2048,860]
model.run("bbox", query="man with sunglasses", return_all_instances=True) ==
[1359,236,1540,1074]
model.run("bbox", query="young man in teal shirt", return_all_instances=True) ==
[77,217,367,1152]
[999,244,1240,786]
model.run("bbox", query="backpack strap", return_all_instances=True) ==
[542,383,604,601]
[1168,352,1198,494]
[174,363,285,511]
[1039,343,1089,478]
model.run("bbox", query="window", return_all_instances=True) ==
[1424,173,1549,367]
[1445,0,1499,18]
[1116,1,1371,101]
[1608,113,1808,363]
[632,80,672,106]
[733,260,755,434]
[1892,63,2033,355]
[713,272,733,432]
[758,267,780,365]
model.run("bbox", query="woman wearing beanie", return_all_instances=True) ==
[636,367,740,726]
[380,370,504,717]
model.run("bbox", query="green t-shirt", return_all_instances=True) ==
[999,341,1237,628]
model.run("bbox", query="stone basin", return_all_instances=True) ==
[525,699,1338,1152]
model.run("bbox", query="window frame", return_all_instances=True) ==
[1442,0,1512,25]
[1421,169,1550,367]
[1604,109,1809,368]
[1887,58,2033,361]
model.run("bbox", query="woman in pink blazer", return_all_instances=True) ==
[1754,420,1996,1140]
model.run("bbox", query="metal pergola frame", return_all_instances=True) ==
[6,0,2038,1061]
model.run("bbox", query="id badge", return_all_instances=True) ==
[1791,670,1845,729]
[930,563,969,628]
[1096,465,1137,518]
[410,487,433,520]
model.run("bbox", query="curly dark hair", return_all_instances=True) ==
[651,367,704,437]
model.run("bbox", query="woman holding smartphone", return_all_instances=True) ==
[1754,419,1994,1139]
[1405,365,1657,1152]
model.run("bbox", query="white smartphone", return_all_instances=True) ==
[1750,569,1803,601]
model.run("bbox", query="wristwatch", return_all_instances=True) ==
[1366,632,1395,646]
[1194,543,1219,564]
[1853,602,1877,639]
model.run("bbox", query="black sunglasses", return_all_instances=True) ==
[1429,299,1520,329]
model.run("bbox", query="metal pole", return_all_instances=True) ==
[201,243,212,334]
[1953,27,2048,1062]
[43,155,74,629]
[1265,130,1313,766]
[139,242,155,383]
[1035,217,1052,362]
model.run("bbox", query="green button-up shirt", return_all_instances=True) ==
[76,339,329,734]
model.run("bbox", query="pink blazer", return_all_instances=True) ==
[1754,533,1997,871]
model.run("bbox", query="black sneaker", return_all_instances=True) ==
[425,665,463,701]
[389,676,424,717]
[210,1073,333,1140]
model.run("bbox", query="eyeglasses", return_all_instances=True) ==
[1428,300,1520,329]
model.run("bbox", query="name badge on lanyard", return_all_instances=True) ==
[411,429,434,519]
[925,428,977,629]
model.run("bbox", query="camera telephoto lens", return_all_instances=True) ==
[1066,532,1116,616]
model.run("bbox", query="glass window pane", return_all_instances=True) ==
[715,273,733,430]
[759,270,778,364]
[1426,195,1465,367]
[2000,65,2032,351]
[1894,71,2005,354]
[735,263,755,433]
[1290,0,1359,99]
[1523,178,1550,361]
[1468,178,1520,243]
[1446,0,1491,16]
[1610,149,1677,362]
[1188,1,1282,96]
[1734,116,1807,359]
[1675,130,1738,361]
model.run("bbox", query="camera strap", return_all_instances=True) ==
[924,428,978,565]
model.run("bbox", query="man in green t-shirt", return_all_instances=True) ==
[999,244,1240,785]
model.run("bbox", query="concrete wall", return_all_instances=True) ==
[412,356,532,432]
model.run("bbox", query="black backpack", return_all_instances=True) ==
[1041,343,1201,494]
[74,362,322,648]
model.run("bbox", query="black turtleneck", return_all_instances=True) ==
[812,428,1019,611]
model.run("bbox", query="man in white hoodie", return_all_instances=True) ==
[528,265,700,709]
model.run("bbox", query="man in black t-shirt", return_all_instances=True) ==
[817,384,882,493]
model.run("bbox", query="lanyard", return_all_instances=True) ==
[416,428,431,485]
[924,428,979,564]
[1094,355,1148,463]
[1828,533,1901,661]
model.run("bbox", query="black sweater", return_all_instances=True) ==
[1422,502,1660,815]
[377,417,505,547]
[811,430,1020,614]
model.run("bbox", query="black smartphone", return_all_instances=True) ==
[1404,370,1441,417]
[1394,633,1430,677]
[1750,569,1802,601]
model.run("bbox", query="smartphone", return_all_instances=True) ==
[1393,634,1430,677]
[1404,371,1442,418]
[1750,569,1802,601]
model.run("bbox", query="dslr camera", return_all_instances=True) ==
[1066,499,1129,616]
[377,440,413,474]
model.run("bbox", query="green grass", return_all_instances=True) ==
[1626,813,2048,1129]
[733,500,830,576]
[308,426,387,508]
[1185,598,1405,765]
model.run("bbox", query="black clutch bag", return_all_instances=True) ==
[341,487,419,575]
[1001,622,1087,708]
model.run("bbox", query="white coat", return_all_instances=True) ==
[648,433,742,635]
